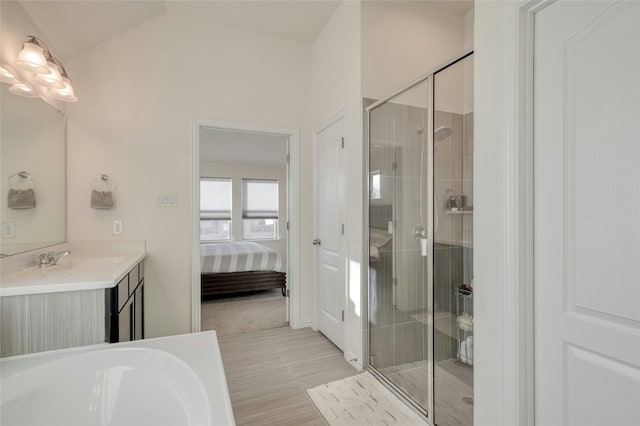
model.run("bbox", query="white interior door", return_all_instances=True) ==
[534,2,640,425]
[314,115,346,351]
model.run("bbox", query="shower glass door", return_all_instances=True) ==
[432,54,474,426]
[367,52,474,425]
[368,77,432,414]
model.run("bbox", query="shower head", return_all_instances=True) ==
[417,126,452,142]
[434,126,452,142]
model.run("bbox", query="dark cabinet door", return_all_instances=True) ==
[134,282,144,340]
[119,297,133,342]
[105,261,145,343]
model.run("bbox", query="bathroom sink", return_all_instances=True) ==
[1,346,214,426]
[0,242,147,297]
[58,255,126,270]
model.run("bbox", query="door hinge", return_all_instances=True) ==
[392,161,398,170]
[341,310,345,322]
[286,221,289,231]
[286,154,290,164]
[341,137,344,148]
[286,289,290,297]
[341,224,344,235]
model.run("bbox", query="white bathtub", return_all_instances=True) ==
[1,331,235,426]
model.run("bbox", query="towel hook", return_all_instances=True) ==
[8,171,34,190]
[9,171,31,179]
[91,174,113,191]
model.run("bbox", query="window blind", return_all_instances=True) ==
[200,178,232,219]
[242,179,278,219]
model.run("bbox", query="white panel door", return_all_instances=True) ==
[534,2,640,425]
[314,116,346,350]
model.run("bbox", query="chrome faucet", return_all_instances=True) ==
[38,250,70,267]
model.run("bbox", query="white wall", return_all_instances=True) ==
[310,0,363,364]
[362,1,467,102]
[199,161,287,259]
[474,2,506,425]
[65,4,311,338]
[464,7,475,50]
[464,8,475,115]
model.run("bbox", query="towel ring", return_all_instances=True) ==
[91,174,113,192]
[8,171,34,190]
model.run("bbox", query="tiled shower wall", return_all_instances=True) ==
[368,103,473,368]
[433,109,474,362]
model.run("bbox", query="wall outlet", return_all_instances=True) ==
[112,220,123,235]
[1,222,16,238]
[156,193,177,207]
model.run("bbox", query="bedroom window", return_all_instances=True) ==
[242,179,278,240]
[200,177,232,241]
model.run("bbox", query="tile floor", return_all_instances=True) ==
[217,326,359,426]
[382,359,473,426]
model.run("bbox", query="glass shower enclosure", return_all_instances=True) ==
[366,52,474,425]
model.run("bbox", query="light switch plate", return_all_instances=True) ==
[156,193,177,207]
[2,222,16,238]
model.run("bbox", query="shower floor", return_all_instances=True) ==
[381,358,473,426]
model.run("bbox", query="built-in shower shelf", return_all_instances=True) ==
[446,208,473,215]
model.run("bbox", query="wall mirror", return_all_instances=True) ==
[0,84,66,256]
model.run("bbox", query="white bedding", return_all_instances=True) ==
[200,242,285,274]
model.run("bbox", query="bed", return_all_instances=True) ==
[200,241,286,298]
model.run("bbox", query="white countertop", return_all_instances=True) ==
[0,241,146,297]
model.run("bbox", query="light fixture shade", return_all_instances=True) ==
[48,76,77,102]
[0,64,21,85]
[9,82,38,97]
[34,60,64,89]
[15,41,49,74]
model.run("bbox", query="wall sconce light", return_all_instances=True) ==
[15,38,50,74]
[0,65,21,85]
[1,36,77,102]
[8,82,38,98]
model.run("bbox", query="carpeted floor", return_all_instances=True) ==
[307,372,428,426]
[201,289,288,336]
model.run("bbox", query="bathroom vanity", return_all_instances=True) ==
[0,241,146,358]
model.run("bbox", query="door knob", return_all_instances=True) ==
[312,239,321,246]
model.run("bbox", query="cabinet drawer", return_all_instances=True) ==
[128,265,139,296]
[138,261,144,281]
[117,275,129,312]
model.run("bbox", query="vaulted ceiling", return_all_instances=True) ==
[19,1,342,60]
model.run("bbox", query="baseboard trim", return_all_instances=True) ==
[345,350,363,371]
[295,320,312,329]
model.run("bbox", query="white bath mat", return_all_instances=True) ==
[306,372,428,425]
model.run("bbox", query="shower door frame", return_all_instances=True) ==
[363,48,474,422]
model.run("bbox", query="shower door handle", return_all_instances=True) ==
[312,239,321,246]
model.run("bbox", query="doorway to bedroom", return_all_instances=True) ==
[192,120,301,336]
